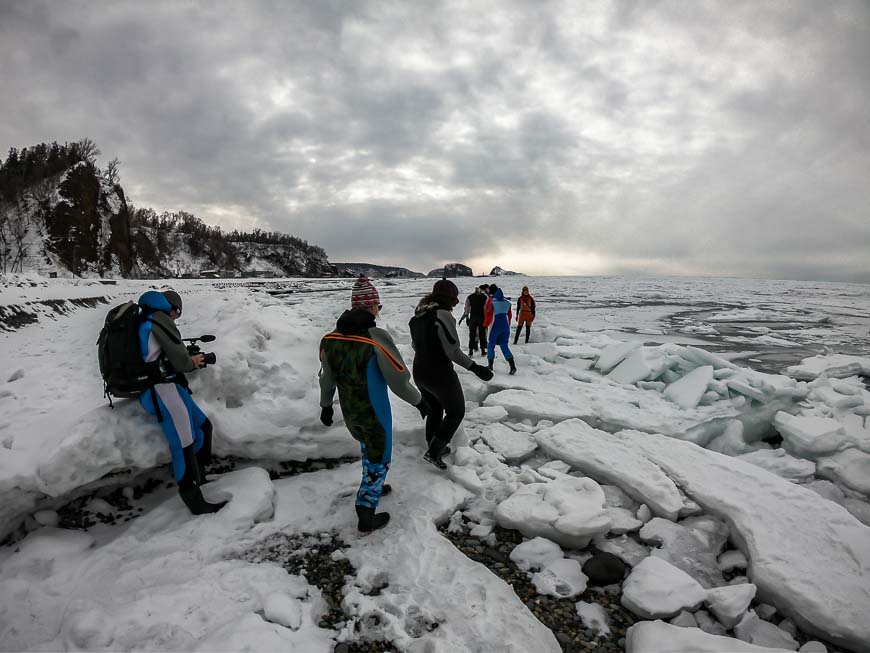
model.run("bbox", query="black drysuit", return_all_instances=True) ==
[464,292,488,354]
[409,303,475,457]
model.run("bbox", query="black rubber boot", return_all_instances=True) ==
[178,444,227,515]
[356,505,390,533]
[180,487,226,514]
[423,451,448,471]
[196,419,214,481]
[468,347,474,357]
[508,358,517,375]
[487,358,494,371]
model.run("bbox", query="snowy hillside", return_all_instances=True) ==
[1,275,869,652]
[0,143,332,279]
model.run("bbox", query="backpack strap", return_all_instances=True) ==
[321,332,406,372]
[142,316,182,344]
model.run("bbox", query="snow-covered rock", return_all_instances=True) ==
[621,556,708,619]
[494,476,611,548]
[536,419,683,520]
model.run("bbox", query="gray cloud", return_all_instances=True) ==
[1,0,868,281]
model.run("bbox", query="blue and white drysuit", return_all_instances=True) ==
[486,288,515,363]
[136,291,208,484]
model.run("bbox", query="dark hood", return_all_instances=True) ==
[335,308,376,335]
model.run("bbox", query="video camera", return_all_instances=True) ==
[184,334,217,367]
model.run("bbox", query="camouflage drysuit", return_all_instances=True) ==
[319,308,421,509]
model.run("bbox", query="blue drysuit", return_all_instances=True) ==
[136,291,208,483]
[487,289,515,362]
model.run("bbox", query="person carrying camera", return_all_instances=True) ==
[318,277,428,533]
[137,290,226,515]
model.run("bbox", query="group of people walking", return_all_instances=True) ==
[125,277,537,534]
[318,276,537,533]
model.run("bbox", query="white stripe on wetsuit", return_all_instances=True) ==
[146,331,194,448]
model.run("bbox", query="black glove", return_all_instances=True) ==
[469,362,494,381]
[415,397,431,419]
[320,405,334,426]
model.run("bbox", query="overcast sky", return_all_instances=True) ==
[1,1,868,281]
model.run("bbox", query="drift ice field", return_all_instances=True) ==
[1,274,869,652]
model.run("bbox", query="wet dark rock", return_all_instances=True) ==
[582,552,627,586]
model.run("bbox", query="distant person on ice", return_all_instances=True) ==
[514,286,536,345]
[460,284,489,357]
[484,284,517,375]
[410,279,493,470]
[318,276,428,533]
[137,290,226,515]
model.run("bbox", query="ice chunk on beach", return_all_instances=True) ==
[593,534,650,567]
[606,507,643,534]
[263,593,303,630]
[595,341,642,373]
[531,558,588,598]
[509,537,564,572]
[494,475,610,548]
[639,517,725,588]
[816,448,870,496]
[575,601,611,638]
[536,419,683,520]
[664,365,714,409]
[705,583,757,628]
[621,556,707,619]
[608,348,666,385]
[627,620,795,653]
[785,354,870,381]
[617,429,870,652]
[734,610,799,650]
[479,423,537,463]
[773,412,849,458]
[718,549,748,571]
[737,448,816,482]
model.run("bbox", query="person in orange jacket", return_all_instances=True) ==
[514,286,536,344]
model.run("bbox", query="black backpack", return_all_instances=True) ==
[97,301,166,403]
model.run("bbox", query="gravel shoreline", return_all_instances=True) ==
[438,515,636,653]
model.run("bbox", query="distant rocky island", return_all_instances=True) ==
[428,263,473,278]
[489,266,523,276]
[332,262,424,278]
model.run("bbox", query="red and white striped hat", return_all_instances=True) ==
[351,276,380,308]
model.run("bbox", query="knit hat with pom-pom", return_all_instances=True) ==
[351,276,380,308]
